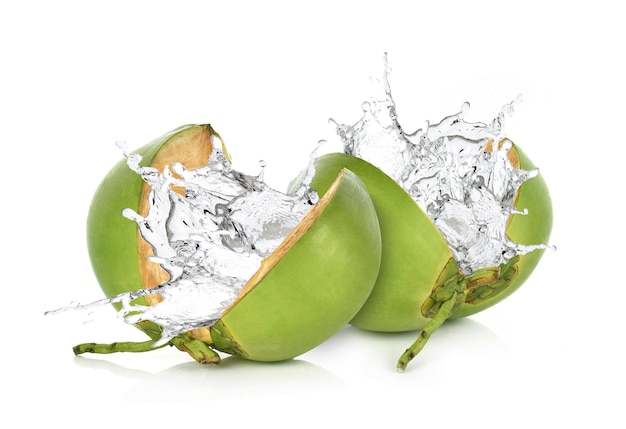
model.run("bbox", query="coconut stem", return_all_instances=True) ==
[171,334,221,364]
[73,339,168,355]
[397,292,462,372]
[73,332,221,365]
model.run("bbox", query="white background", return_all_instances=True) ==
[2,1,624,427]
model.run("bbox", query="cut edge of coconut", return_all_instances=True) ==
[137,125,215,305]
[221,169,347,315]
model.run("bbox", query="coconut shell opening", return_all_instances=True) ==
[136,125,216,305]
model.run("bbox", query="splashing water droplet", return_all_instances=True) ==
[460,102,470,118]
[332,61,551,274]
[48,139,320,343]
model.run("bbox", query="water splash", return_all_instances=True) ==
[47,140,318,344]
[333,55,549,274]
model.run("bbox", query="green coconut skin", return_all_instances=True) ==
[310,146,552,331]
[87,124,209,306]
[210,169,382,361]
[308,153,456,332]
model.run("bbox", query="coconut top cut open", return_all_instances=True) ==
[87,124,382,362]
[88,125,221,305]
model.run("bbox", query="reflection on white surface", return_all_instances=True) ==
[62,317,507,401]
[73,354,346,400]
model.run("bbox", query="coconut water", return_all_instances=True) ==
[332,56,549,274]
[47,138,318,344]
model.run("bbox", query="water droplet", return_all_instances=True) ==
[460,102,470,117]
[503,249,516,259]
[333,60,551,274]
[115,140,128,152]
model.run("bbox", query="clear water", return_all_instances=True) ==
[332,55,549,274]
[47,137,318,344]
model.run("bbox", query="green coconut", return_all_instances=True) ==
[80,124,382,363]
[306,141,552,371]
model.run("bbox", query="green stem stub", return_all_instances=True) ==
[72,331,221,365]
[208,321,248,358]
[399,274,467,372]
[464,256,520,305]
[397,290,464,372]
[171,334,221,364]
[399,257,521,372]
[73,339,168,355]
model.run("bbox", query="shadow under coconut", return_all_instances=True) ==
[73,353,345,400]
[323,317,510,374]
